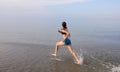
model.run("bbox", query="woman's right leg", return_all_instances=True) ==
[52,41,65,56]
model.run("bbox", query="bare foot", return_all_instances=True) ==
[51,54,57,56]
[77,61,80,64]
[75,60,81,65]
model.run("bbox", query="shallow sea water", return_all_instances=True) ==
[0,41,120,72]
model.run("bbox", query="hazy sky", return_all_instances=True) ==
[0,0,120,30]
[0,0,120,19]
[0,0,120,44]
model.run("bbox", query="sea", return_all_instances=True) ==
[0,21,120,72]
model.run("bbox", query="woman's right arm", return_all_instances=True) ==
[58,30,66,34]
[58,30,61,33]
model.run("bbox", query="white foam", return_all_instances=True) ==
[111,65,120,72]
[51,58,62,61]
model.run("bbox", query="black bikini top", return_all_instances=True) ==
[59,29,71,37]
[60,31,66,35]
[59,30,70,37]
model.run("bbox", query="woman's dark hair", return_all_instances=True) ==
[62,22,67,30]
[61,21,70,37]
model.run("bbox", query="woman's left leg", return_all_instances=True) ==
[52,41,65,56]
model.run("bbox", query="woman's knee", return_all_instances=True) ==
[56,42,60,46]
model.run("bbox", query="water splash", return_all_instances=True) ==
[111,65,120,72]
[74,48,120,72]
[76,48,84,65]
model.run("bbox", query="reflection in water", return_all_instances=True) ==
[52,60,60,72]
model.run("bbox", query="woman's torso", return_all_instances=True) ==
[62,29,70,39]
